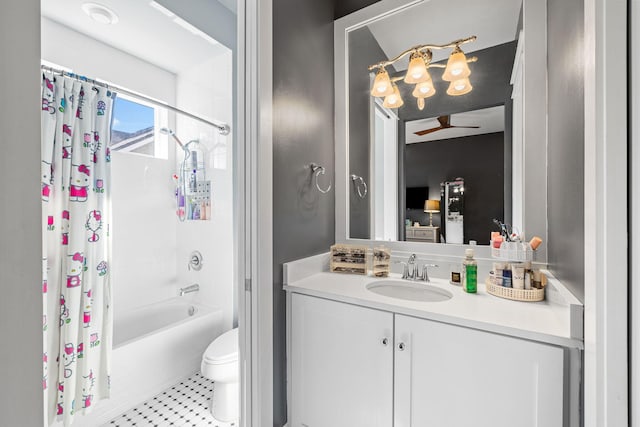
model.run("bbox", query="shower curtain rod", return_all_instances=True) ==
[41,65,231,135]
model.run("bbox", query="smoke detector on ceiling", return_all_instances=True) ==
[81,2,119,25]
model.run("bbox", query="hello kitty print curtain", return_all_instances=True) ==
[41,72,114,426]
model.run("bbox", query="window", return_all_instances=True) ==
[110,93,168,159]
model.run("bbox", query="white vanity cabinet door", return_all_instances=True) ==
[394,314,565,427]
[290,294,393,427]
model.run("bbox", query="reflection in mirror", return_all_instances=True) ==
[347,0,523,245]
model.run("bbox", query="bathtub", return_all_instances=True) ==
[83,298,224,426]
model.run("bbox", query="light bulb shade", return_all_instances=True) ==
[446,78,473,96]
[371,67,394,97]
[383,84,404,108]
[412,75,436,99]
[442,49,471,82]
[404,52,429,84]
[424,199,440,213]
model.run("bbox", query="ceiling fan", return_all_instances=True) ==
[414,115,480,136]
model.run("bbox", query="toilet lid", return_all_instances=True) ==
[203,328,238,364]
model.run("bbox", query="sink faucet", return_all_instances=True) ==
[402,254,438,282]
[179,283,199,296]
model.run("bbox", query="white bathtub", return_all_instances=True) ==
[81,298,224,426]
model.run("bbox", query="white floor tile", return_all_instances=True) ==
[103,373,235,427]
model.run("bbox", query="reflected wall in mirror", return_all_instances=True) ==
[347,0,522,245]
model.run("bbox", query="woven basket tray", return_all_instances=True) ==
[484,278,545,302]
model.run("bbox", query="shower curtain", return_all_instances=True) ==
[41,72,114,426]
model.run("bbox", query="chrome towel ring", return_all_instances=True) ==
[351,174,368,198]
[310,163,332,194]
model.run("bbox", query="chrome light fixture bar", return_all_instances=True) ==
[369,36,478,110]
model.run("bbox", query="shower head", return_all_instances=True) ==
[160,127,186,150]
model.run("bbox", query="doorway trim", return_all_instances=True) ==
[238,0,274,426]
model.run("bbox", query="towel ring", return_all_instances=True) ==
[351,174,368,198]
[310,163,332,194]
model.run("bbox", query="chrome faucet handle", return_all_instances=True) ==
[420,264,439,282]
[408,254,416,264]
[394,261,410,279]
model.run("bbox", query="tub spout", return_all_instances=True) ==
[179,284,200,296]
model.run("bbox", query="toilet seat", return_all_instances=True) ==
[203,328,238,365]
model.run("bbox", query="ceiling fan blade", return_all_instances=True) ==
[414,126,445,136]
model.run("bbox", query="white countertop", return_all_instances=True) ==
[284,269,584,349]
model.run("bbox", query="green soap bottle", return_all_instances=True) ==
[462,248,477,293]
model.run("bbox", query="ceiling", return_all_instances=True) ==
[367,0,521,69]
[405,105,505,144]
[41,0,229,74]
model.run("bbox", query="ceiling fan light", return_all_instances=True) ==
[446,78,473,96]
[383,84,404,108]
[404,52,429,84]
[442,47,471,82]
[371,67,394,97]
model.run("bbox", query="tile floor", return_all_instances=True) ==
[104,373,234,427]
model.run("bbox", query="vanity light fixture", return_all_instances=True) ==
[370,67,394,97]
[404,51,430,84]
[442,46,472,81]
[446,77,473,96]
[382,83,404,109]
[369,36,477,109]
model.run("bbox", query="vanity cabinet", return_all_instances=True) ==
[290,293,394,427]
[394,314,564,427]
[289,294,565,427]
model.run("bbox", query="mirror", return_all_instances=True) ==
[336,0,550,251]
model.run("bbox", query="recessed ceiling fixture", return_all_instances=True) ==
[369,36,478,110]
[81,2,119,25]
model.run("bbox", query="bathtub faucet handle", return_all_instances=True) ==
[179,283,200,297]
[188,251,203,271]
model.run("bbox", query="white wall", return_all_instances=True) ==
[175,48,235,329]
[0,1,44,426]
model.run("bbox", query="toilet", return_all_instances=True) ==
[201,328,239,423]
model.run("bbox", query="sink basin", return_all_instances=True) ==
[366,280,453,302]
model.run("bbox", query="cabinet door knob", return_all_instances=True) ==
[382,337,389,346]
[398,342,406,351]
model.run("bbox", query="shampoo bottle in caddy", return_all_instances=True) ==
[462,248,477,293]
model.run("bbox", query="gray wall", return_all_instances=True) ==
[272,0,336,424]
[335,0,381,19]
[0,0,45,425]
[404,132,505,244]
[546,0,585,301]
[348,26,387,239]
